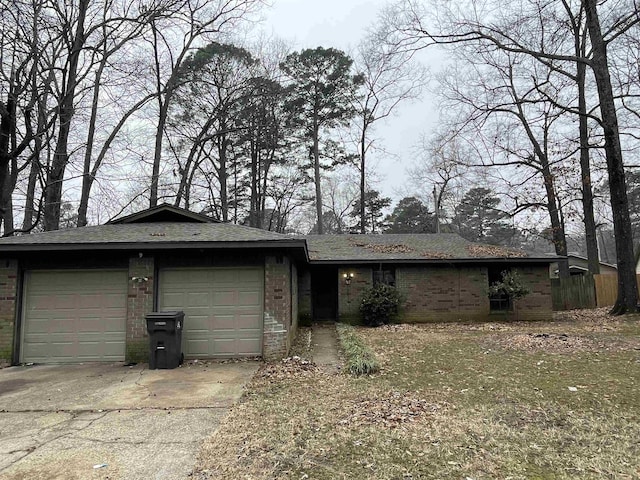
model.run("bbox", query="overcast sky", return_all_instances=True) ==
[262,0,441,203]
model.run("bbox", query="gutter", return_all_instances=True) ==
[0,239,310,261]
[307,256,565,265]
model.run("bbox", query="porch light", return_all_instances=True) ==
[343,272,355,285]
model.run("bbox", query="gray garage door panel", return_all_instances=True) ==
[159,268,263,358]
[22,270,128,363]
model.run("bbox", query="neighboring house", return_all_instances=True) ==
[549,254,617,278]
[0,204,557,366]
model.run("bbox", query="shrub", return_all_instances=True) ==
[488,270,531,300]
[360,284,403,327]
[336,324,379,376]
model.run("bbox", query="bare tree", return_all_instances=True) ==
[384,0,639,311]
[146,0,263,208]
[352,35,426,233]
[76,0,158,227]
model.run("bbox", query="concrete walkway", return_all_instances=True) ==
[312,323,342,373]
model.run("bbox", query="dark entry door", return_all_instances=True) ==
[312,267,338,321]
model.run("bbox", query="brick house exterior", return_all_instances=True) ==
[0,206,557,365]
[304,235,555,325]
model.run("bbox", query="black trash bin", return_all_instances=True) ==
[146,311,185,369]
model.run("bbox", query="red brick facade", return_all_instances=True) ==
[333,264,552,324]
[263,255,293,360]
[126,255,155,362]
[511,265,553,320]
[398,265,490,322]
[338,267,373,324]
[0,259,18,363]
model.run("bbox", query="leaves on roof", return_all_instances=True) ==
[348,238,414,254]
[466,244,527,258]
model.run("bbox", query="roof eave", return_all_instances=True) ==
[0,239,308,255]
[308,256,562,264]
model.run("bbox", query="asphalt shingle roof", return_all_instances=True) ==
[303,233,537,262]
[0,222,298,249]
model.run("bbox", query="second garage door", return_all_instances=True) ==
[159,268,264,358]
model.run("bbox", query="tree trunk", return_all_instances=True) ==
[150,19,165,208]
[1,174,14,235]
[313,120,323,234]
[360,126,366,234]
[218,131,229,222]
[150,98,168,208]
[44,0,89,231]
[78,66,104,227]
[577,60,600,274]
[584,0,638,313]
[0,76,17,225]
[249,133,259,227]
[22,153,40,232]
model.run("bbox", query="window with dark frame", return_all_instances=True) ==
[373,267,396,287]
[488,267,512,312]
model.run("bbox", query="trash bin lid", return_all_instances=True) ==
[145,311,185,319]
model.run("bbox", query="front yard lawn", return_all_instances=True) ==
[193,309,640,479]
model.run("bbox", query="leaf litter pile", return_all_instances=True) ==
[338,391,447,428]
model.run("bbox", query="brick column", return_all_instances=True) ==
[0,259,18,364]
[126,255,155,363]
[263,255,291,360]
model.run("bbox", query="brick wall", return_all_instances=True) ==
[290,263,298,344]
[395,264,553,322]
[513,265,553,320]
[297,268,312,325]
[397,265,490,322]
[126,255,155,363]
[338,267,372,324]
[263,255,292,360]
[0,259,18,363]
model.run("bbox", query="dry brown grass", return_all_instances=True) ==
[193,310,640,479]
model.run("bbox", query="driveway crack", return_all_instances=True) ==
[0,411,109,474]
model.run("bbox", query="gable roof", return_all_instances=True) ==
[0,222,306,253]
[303,233,556,264]
[108,203,218,224]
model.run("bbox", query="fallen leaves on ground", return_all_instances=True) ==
[338,391,447,428]
[255,356,318,382]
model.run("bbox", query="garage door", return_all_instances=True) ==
[159,268,263,358]
[22,270,128,363]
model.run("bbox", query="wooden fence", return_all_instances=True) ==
[593,273,640,307]
[551,273,640,310]
[551,275,596,311]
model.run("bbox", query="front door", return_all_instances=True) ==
[311,267,338,321]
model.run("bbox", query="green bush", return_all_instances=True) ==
[488,270,531,300]
[336,324,379,376]
[360,284,403,327]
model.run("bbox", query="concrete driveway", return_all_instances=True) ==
[0,361,259,480]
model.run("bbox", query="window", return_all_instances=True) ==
[488,267,512,312]
[373,267,396,287]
